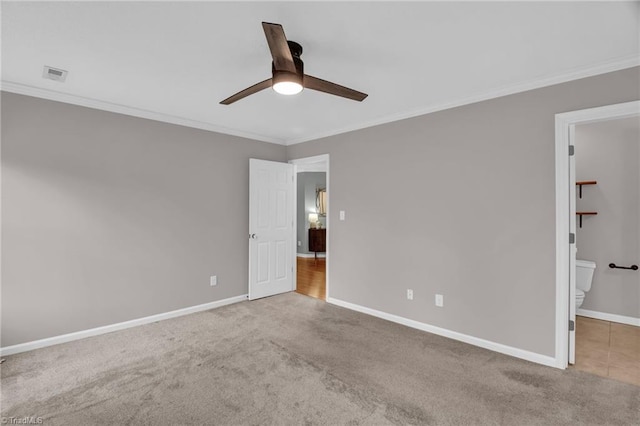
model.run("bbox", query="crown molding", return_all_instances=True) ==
[0,81,286,145]
[285,55,640,145]
[3,55,638,147]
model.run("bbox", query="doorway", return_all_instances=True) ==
[570,116,640,386]
[554,100,640,370]
[290,155,329,301]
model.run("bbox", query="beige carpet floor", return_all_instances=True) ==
[1,292,638,425]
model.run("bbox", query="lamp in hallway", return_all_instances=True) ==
[308,213,319,229]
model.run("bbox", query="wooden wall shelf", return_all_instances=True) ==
[576,212,597,228]
[576,180,597,198]
[576,180,597,227]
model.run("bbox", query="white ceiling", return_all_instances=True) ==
[2,1,639,145]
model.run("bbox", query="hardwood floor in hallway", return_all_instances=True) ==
[296,256,326,300]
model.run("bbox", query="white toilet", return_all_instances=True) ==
[576,259,596,309]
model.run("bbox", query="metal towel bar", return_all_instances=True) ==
[608,263,638,271]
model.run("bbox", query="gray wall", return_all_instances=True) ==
[3,67,639,356]
[575,117,639,319]
[297,172,326,254]
[1,92,286,347]
[287,67,640,358]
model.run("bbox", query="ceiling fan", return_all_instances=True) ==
[220,22,368,105]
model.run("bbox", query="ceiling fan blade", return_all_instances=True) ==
[219,78,272,105]
[304,75,368,102]
[262,22,297,73]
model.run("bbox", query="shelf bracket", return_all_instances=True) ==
[576,181,597,199]
[576,212,597,228]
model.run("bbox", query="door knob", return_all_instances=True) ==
[249,233,257,239]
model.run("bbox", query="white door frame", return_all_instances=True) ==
[289,154,330,299]
[554,100,640,369]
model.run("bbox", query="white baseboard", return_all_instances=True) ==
[296,253,326,258]
[577,309,640,327]
[326,297,559,369]
[0,294,248,356]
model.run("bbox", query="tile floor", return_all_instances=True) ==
[572,316,640,386]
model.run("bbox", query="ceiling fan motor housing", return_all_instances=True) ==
[272,41,304,87]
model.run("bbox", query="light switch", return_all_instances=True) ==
[339,210,345,221]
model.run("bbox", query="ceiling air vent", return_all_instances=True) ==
[42,66,68,82]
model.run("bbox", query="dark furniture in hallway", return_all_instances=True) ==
[309,228,326,260]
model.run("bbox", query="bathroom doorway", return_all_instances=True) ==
[290,155,329,301]
[554,101,639,380]
[570,116,639,385]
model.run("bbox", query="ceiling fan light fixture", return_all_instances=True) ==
[272,70,303,95]
[273,81,303,95]
[219,22,367,105]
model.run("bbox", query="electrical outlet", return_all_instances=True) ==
[339,210,346,221]
[407,289,413,300]
[435,294,444,307]
[210,275,217,286]
[297,241,302,247]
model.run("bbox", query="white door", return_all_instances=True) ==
[569,125,577,364]
[249,159,294,300]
